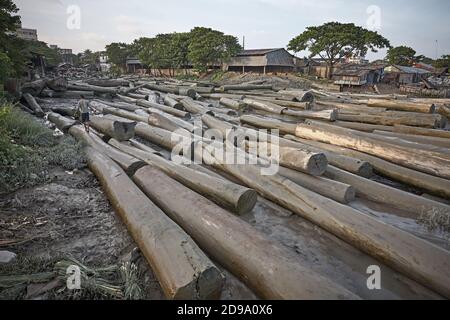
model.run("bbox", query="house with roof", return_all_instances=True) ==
[383,65,431,84]
[224,48,295,74]
[332,63,386,87]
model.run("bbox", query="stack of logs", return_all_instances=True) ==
[27,76,450,300]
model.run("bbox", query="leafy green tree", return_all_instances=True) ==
[105,43,130,71]
[0,0,21,79]
[188,27,241,72]
[288,22,391,78]
[433,55,450,69]
[0,51,12,84]
[386,46,416,66]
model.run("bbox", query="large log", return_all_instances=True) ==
[47,112,76,133]
[84,147,223,299]
[367,99,435,113]
[22,93,44,117]
[21,79,47,96]
[240,114,297,135]
[202,145,450,298]
[219,97,246,111]
[102,107,149,123]
[324,165,450,218]
[295,120,450,179]
[109,140,257,215]
[87,79,129,87]
[133,166,358,299]
[180,98,212,115]
[253,96,312,110]
[336,112,444,128]
[89,116,136,141]
[278,166,355,204]
[46,77,68,92]
[242,98,286,114]
[221,84,273,91]
[332,120,394,132]
[116,94,138,104]
[393,124,450,140]
[93,99,140,112]
[283,109,337,121]
[137,99,191,119]
[373,130,450,149]
[244,140,327,176]
[278,89,315,102]
[204,114,371,177]
[285,135,450,199]
[68,83,117,94]
[201,93,246,100]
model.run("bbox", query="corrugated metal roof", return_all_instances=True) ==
[236,48,284,56]
[393,65,430,74]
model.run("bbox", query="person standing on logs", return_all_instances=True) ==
[77,95,92,133]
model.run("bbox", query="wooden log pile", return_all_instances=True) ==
[39,76,450,300]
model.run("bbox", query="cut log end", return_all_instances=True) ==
[357,161,374,178]
[236,189,258,215]
[112,121,137,141]
[306,153,328,176]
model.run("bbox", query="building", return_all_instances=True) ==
[126,57,146,74]
[333,63,385,87]
[344,56,369,65]
[98,52,111,72]
[16,27,38,41]
[224,48,295,74]
[49,45,74,64]
[384,65,431,84]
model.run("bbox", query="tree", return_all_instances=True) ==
[105,43,130,71]
[288,22,391,78]
[0,0,21,80]
[434,55,450,69]
[0,51,12,84]
[386,46,416,66]
[188,27,241,72]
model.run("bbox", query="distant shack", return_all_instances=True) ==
[224,48,295,74]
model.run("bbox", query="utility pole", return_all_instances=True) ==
[435,40,439,59]
[242,36,245,50]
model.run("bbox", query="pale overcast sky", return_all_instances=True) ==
[13,0,450,61]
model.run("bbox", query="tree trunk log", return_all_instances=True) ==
[23,93,44,117]
[295,120,450,179]
[137,99,191,119]
[133,165,357,299]
[367,99,435,113]
[89,116,136,141]
[84,147,223,299]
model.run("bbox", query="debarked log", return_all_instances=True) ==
[285,135,450,199]
[367,99,435,113]
[109,140,257,215]
[203,149,450,298]
[324,165,450,218]
[47,112,77,133]
[133,165,358,299]
[242,98,286,114]
[295,120,450,179]
[137,99,191,119]
[85,147,223,299]
[23,93,44,117]
[89,116,136,141]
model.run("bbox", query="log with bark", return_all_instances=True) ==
[336,112,445,128]
[41,90,95,99]
[180,98,213,115]
[46,77,68,92]
[68,83,117,95]
[393,124,450,140]
[163,95,184,110]
[240,114,297,135]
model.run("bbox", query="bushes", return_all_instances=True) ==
[0,103,85,194]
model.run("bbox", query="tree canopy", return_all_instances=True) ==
[105,43,130,70]
[288,22,391,77]
[386,46,416,66]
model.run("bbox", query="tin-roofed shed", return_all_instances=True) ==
[224,48,295,74]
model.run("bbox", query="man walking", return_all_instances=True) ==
[77,95,92,133]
